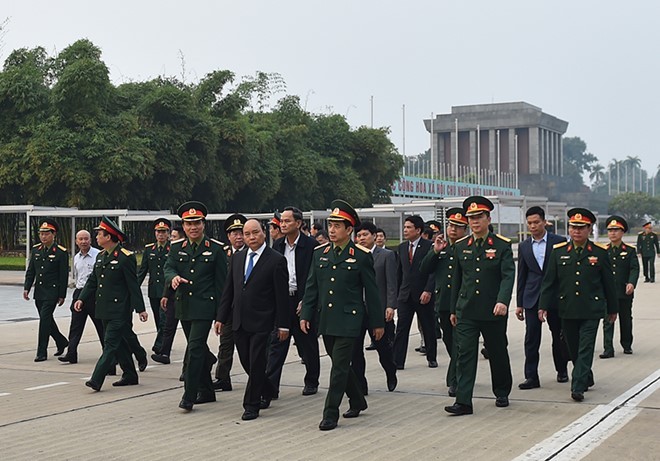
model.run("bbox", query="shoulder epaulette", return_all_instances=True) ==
[57,245,67,252]
[145,243,155,248]
[32,243,41,248]
[170,238,185,244]
[627,244,636,250]
[121,248,133,256]
[594,242,609,250]
[355,243,370,253]
[553,241,568,249]
[210,238,225,246]
[638,231,644,234]
[495,234,511,243]
[455,235,470,244]
[314,242,330,250]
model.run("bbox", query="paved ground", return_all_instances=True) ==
[1,269,659,460]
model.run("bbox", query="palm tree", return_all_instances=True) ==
[589,163,605,188]
[625,155,641,192]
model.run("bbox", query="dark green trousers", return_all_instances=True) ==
[214,316,234,384]
[454,318,512,407]
[602,298,633,354]
[91,318,137,387]
[438,311,456,388]
[181,320,214,402]
[322,335,366,422]
[562,318,598,393]
[35,299,68,357]
[125,318,147,363]
[148,297,166,352]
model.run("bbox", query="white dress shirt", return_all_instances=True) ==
[284,233,300,293]
[73,247,100,289]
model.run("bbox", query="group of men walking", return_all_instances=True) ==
[21,196,654,429]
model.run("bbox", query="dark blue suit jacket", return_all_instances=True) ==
[517,232,566,309]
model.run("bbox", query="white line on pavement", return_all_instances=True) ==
[513,369,660,461]
[24,382,70,391]
[0,392,11,397]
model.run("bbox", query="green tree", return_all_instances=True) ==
[562,136,598,186]
[607,192,660,225]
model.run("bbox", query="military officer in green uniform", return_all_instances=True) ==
[165,201,228,411]
[138,218,172,355]
[636,222,659,283]
[23,219,69,362]
[444,196,515,416]
[420,207,469,397]
[300,199,384,431]
[76,216,148,391]
[599,216,639,358]
[539,208,618,402]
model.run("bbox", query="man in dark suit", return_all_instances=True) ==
[265,206,320,398]
[515,206,569,389]
[352,222,398,393]
[393,215,437,369]
[215,219,290,421]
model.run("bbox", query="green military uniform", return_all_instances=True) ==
[138,239,170,352]
[164,201,228,410]
[79,220,146,389]
[539,208,618,400]
[300,200,383,430]
[24,222,69,360]
[601,216,639,357]
[636,225,659,282]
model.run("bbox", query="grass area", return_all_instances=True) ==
[0,256,26,271]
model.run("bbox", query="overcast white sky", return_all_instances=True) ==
[3,1,659,176]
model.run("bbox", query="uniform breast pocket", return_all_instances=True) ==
[318,261,330,270]
[178,254,190,263]
[202,255,216,263]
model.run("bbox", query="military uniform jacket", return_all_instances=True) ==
[606,243,639,299]
[539,240,618,319]
[164,237,228,321]
[450,233,515,321]
[24,243,68,300]
[300,240,384,338]
[79,244,146,320]
[636,232,659,257]
[419,242,457,312]
[137,243,170,298]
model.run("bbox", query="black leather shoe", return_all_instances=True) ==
[387,374,398,392]
[599,351,614,359]
[428,360,438,368]
[179,399,193,411]
[448,386,456,397]
[417,346,427,354]
[58,354,77,364]
[495,397,509,407]
[365,342,377,351]
[343,403,367,418]
[444,403,473,415]
[34,355,47,362]
[54,342,68,356]
[195,391,216,404]
[557,372,569,383]
[112,377,138,387]
[241,410,259,421]
[151,353,171,364]
[212,379,232,391]
[623,349,633,354]
[259,398,271,409]
[179,373,185,382]
[302,385,318,396]
[138,358,148,372]
[587,376,595,388]
[571,392,584,402]
[518,379,540,390]
[481,348,489,360]
[85,380,101,391]
[319,418,338,430]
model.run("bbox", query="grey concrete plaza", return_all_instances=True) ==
[1,268,659,460]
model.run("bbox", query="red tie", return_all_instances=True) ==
[408,242,413,264]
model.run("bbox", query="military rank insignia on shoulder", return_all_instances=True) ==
[145,243,155,248]
[210,238,225,246]
[594,242,609,251]
[170,238,185,244]
[495,234,511,243]
[455,235,470,244]
[355,243,371,253]
[315,242,330,251]
[57,244,67,252]
[33,243,41,248]
[553,241,568,249]
[121,248,133,256]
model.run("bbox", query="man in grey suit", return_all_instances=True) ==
[351,222,398,392]
[515,206,569,389]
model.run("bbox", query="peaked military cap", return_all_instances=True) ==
[463,196,494,217]
[446,207,468,226]
[224,213,247,233]
[643,221,652,227]
[606,215,628,232]
[567,208,596,227]
[177,201,207,222]
[269,210,282,228]
[38,218,59,233]
[94,216,126,242]
[426,220,442,234]
[328,199,360,227]
[153,218,172,230]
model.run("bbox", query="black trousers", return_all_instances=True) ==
[214,316,234,384]
[393,298,437,367]
[523,306,569,380]
[66,288,104,357]
[438,311,457,387]
[147,297,164,352]
[265,294,320,394]
[235,328,274,412]
[157,296,179,356]
[351,320,395,394]
[642,256,655,281]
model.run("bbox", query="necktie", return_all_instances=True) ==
[244,252,256,283]
[408,242,413,264]
[576,246,582,255]
[335,246,342,257]
[191,242,198,254]
[476,238,483,248]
